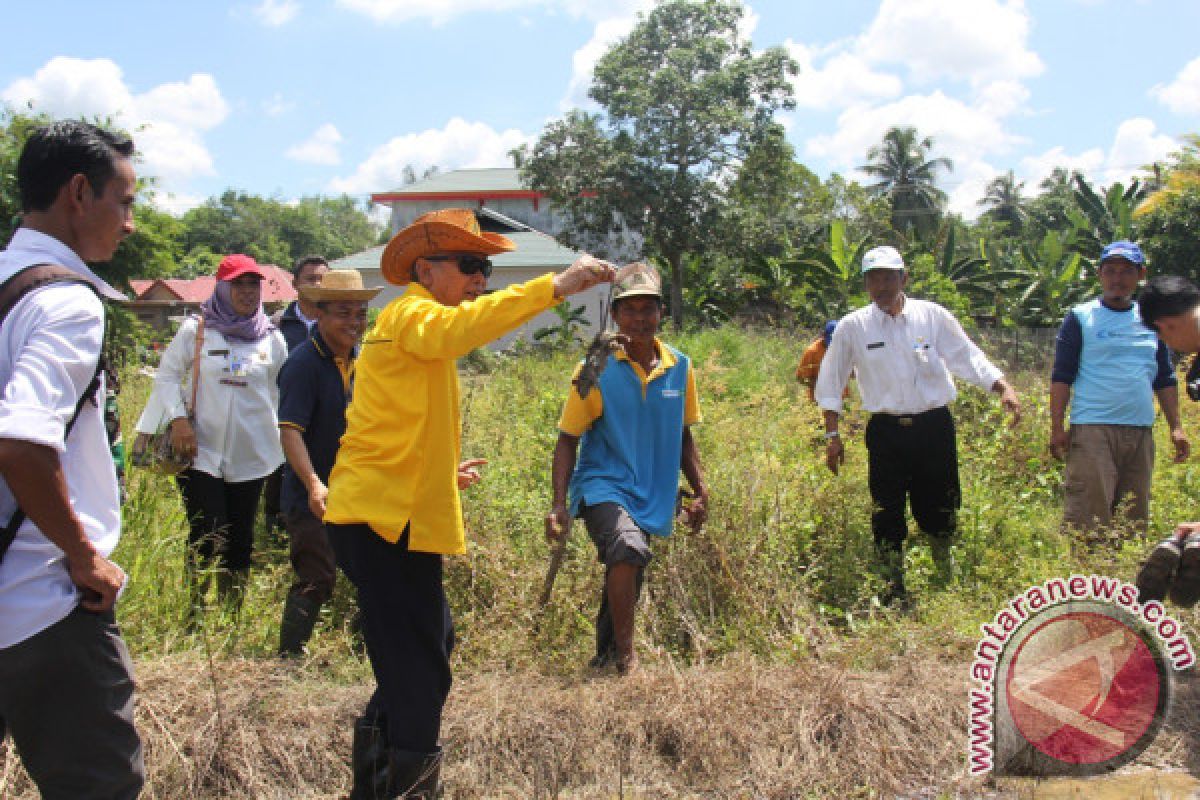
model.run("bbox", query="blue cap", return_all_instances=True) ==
[1099,240,1145,266]
[822,320,837,347]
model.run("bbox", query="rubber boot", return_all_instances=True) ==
[875,544,909,610]
[387,747,442,799]
[930,536,956,588]
[278,591,321,657]
[216,568,249,616]
[349,713,390,799]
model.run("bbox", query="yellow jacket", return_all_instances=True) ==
[324,274,559,554]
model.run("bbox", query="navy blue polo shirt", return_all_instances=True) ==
[277,329,355,515]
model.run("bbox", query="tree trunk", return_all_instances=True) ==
[669,251,685,328]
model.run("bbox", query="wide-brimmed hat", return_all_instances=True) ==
[612,261,662,302]
[380,208,516,285]
[298,269,383,303]
[217,253,267,282]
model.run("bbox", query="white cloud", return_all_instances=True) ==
[560,14,642,111]
[785,41,903,111]
[337,0,646,25]
[859,0,1043,86]
[2,57,228,190]
[286,123,343,165]
[253,0,300,26]
[1019,145,1105,188]
[330,118,531,194]
[1017,118,1175,193]
[1151,56,1200,115]
[1104,117,1176,183]
[145,189,207,215]
[263,92,295,117]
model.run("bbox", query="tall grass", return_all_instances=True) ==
[111,324,1200,672]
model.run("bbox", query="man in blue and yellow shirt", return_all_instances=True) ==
[324,208,614,798]
[546,263,709,674]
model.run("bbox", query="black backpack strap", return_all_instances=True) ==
[0,264,105,563]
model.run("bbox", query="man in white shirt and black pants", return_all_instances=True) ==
[815,246,1021,606]
[0,121,143,797]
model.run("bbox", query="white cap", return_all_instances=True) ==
[861,245,905,273]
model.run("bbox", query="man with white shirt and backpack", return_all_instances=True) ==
[0,121,143,798]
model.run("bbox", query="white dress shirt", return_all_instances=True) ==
[137,316,286,482]
[0,229,124,649]
[815,297,1003,415]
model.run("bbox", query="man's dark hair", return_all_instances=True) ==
[17,121,134,212]
[292,255,328,279]
[1139,275,1200,330]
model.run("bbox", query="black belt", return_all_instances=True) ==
[871,406,948,427]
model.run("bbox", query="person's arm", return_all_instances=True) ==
[279,426,327,518]
[394,258,615,361]
[823,409,844,474]
[680,426,709,530]
[1049,382,1072,459]
[0,440,123,611]
[1156,385,1190,463]
[1048,313,1081,458]
[546,432,579,541]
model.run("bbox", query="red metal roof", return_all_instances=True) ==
[129,264,296,304]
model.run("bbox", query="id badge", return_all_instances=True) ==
[229,353,250,377]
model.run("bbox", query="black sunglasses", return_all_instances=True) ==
[425,254,493,279]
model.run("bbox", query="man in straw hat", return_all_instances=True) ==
[323,208,615,798]
[546,262,709,674]
[275,269,381,658]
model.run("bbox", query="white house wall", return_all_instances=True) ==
[358,267,611,350]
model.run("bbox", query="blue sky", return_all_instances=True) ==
[5,0,1200,219]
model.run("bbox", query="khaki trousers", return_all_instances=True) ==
[1062,424,1154,532]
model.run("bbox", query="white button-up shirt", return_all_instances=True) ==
[0,229,125,649]
[815,297,1003,415]
[137,316,286,482]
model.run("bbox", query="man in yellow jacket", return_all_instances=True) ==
[324,208,614,799]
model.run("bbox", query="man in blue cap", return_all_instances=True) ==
[1049,240,1189,535]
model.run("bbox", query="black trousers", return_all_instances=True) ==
[864,406,960,553]
[176,469,266,572]
[0,607,143,800]
[329,522,454,753]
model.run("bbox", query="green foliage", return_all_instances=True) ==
[1137,183,1200,282]
[789,219,869,324]
[984,230,1091,326]
[532,301,589,348]
[179,190,379,271]
[519,0,797,326]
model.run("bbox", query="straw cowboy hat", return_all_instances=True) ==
[298,268,383,302]
[380,208,516,285]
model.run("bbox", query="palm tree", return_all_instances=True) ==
[860,126,954,240]
[978,170,1026,233]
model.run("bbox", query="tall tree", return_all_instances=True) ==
[518,0,796,325]
[860,126,953,241]
[978,170,1026,234]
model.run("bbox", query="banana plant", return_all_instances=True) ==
[1068,175,1144,258]
[788,219,871,321]
[985,230,1092,327]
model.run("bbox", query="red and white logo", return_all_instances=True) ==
[1005,610,1163,767]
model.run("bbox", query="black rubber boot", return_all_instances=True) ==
[216,568,249,616]
[278,591,321,657]
[386,747,442,799]
[349,714,390,799]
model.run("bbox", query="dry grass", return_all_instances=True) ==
[1,652,983,799]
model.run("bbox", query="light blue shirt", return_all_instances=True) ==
[568,346,690,537]
[1067,299,1165,427]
